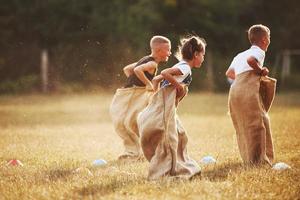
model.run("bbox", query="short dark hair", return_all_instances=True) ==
[175,35,206,61]
[248,24,270,44]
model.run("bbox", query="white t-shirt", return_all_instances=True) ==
[228,45,265,75]
[172,61,192,83]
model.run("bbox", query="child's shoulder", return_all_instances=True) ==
[173,61,191,74]
[234,47,253,58]
[238,48,251,55]
[172,61,189,70]
[137,55,154,62]
[136,55,156,66]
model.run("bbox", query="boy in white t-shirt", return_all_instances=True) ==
[226,31,269,79]
[226,24,275,166]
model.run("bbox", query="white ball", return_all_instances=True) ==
[92,159,107,166]
[272,162,291,170]
[200,156,216,164]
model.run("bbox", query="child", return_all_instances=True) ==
[137,35,206,180]
[226,24,277,166]
[110,36,171,160]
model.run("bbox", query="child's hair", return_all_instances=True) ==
[175,35,206,61]
[248,24,270,44]
[150,35,171,50]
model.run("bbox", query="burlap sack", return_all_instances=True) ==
[138,85,200,180]
[259,76,277,112]
[110,87,152,159]
[229,71,276,165]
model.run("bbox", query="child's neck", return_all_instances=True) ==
[150,53,160,63]
[252,42,266,52]
[183,59,194,69]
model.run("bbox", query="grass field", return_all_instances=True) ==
[0,92,299,199]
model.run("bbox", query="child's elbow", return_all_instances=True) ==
[133,67,140,74]
[225,69,235,79]
[160,70,168,78]
[225,69,230,77]
[225,70,228,77]
[247,57,257,67]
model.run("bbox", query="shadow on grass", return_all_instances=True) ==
[33,168,75,185]
[73,160,144,197]
[202,162,244,182]
[47,169,74,181]
[74,177,138,196]
[75,182,117,196]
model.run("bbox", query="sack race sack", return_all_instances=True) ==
[110,87,152,159]
[138,85,200,180]
[229,71,276,165]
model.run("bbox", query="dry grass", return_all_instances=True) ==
[0,92,299,200]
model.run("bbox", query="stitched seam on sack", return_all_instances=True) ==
[124,88,139,149]
[163,87,177,175]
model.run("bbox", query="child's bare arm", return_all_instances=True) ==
[225,68,235,80]
[134,61,157,90]
[152,74,164,91]
[247,56,269,76]
[161,68,185,97]
[123,62,137,77]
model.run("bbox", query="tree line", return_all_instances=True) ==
[0,0,299,93]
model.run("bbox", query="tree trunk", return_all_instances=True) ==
[41,49,49,93]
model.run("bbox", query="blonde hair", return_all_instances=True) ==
[248,24,270,44]
[150,35,171,50]
[175,35,206,61]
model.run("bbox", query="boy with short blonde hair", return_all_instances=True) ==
[226,24,276,166]
[110,35,171,160]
